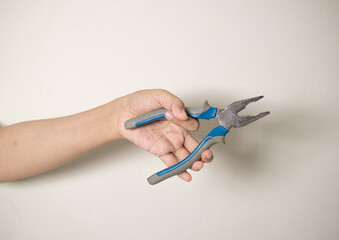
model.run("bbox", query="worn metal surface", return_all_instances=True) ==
[216,96,270,130]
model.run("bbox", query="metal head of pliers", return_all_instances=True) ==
[216,96,270,130]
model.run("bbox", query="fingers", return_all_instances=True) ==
[160,153,192,182]
[151,89,187,121]
[178,171,192,182]
[160,142,214,183]
[184,134,214,163]
[174,147,204,171]
[151,89,200,131]
[201,149,214,163]
[165,111,199,131]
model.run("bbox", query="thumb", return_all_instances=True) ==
[152,89,187,120]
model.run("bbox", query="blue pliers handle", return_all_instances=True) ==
[124,101,229,185]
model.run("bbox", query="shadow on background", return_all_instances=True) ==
[184,90,320,179]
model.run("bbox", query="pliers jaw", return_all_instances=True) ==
[217,96,270,130]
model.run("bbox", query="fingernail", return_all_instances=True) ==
[207,153,212,160]
[166,111,174,120]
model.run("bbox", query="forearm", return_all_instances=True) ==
[0,99,121,182]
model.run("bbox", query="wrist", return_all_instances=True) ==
[107,97,125,141]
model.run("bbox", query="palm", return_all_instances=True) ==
[120,114,189,158]
[116,90,210,181]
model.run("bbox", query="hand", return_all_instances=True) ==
[116,89,214,182]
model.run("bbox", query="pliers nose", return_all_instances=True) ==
[217,96,270,129]
[236,111,270,128]
[227,95,264,113]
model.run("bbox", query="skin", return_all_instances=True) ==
[0,89,213,183]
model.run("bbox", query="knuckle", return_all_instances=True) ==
[156,88,168,95]
[176,98,185,108]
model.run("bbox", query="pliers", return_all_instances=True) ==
[125,96,270,185]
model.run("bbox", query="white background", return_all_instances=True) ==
[1,0,338,239]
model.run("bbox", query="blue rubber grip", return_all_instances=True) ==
[188,107,218,119]
[135,114,165,127]
[156,126,229,177]
[134,106,217,128]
